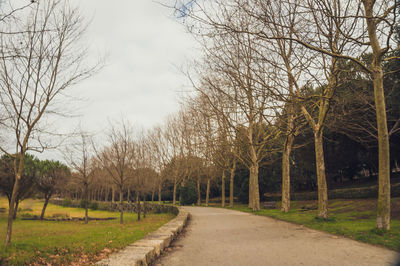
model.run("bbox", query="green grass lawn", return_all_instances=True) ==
[208,198,400,252]
[0,198,175,265]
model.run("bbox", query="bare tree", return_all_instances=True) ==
[181,0,398,225]
[0,0,98,245]
[96,120,135,224]
[64,131,96,224]
[253,0,398,228]
[164,114,187,205]
[147,125,171,204]
[0,1,36,24]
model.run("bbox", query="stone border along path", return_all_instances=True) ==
[96,208,189,266]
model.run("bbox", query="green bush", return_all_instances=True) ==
[179,181,198,205]
[79,199,87,209]
[18,208,33,212]
[62,198,72,207]
[89,201,99,210]
[19,212,34,218]
[51,212,70,218]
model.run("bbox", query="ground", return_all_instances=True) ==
[0,198,174,265]
[153,207,399,266]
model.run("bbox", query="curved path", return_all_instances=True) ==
[153,207,399,266]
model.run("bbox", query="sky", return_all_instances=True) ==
[65,0,198,133]
[0,0,200,161]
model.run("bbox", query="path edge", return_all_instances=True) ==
[95,207,189,266]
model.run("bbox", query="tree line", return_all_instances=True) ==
[168,0,400,231]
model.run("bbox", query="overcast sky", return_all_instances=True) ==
[0,0,199,161]
[66,0,198,132]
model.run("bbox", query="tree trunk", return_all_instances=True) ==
[373,67,391,229]
[158,183,162,205]
[173,180,177,205]
[84,183,89,224]
[127,187,130,203]
[250,163,260,211]
[221,170,226,207]
[13,200,19,220]
[119,187,124,224]
[112,186,115,203]
[248,167,253,209]
[281,134,294,212]
[361,0,391,230]
[143,197,146,219]
[137,193,141,221]
[151,190,154,203]
[314,129,328,218]
[197,177,201,206]
[205,178,210,207]
[229,160,236,207]
[5,170,22,245]
[40,193,52,220]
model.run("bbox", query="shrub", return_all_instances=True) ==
[51,212,70,218]
[179,181,198,205]
[153,205,162,214]
[79,199,87,209]
[89,201,99,210]
[19,212,34,218]
[62,198,72,207]
[265,182,400,201]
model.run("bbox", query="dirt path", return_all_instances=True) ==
[153,207,399,266]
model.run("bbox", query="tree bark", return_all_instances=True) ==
[250,163,260,211]
[119,187,124,224]
[221,170,226,207]
[127,187,130,203]
[281,133,294,212]
[197,178,201,205]
[362,0,391,230]
[229,160,236,207]
[205,178,210,207]
[158,183,162,205]
[5,156,24,245]
[314,129,328,218]
[40,193,52,220]
[173,180,177,205]
[373,66,391,229]
[137,193,141,221]
[84,183,89,224]
[13,200,19,220]
[112,186,115,203]
[143,197,146,218]
[248,167,253,209]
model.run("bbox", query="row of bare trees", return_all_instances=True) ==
[171,0,399,230]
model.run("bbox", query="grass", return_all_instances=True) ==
[0,198,175,265]
[209,198,400,252]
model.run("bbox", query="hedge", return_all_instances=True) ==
[50,199,179,215]
[264,183,400,201]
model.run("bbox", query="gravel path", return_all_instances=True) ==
[153,207,399,266]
